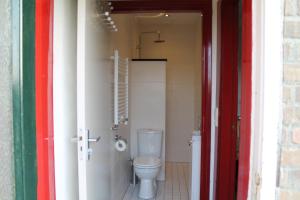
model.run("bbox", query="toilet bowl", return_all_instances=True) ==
[134,156,161,199]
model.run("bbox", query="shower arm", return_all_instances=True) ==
[137,31,160,59]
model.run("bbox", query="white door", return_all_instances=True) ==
[53,0,79,199]
[76,0,114,199]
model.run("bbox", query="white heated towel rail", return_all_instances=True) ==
[111,50,129,130]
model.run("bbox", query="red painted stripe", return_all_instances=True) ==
[237,0,252,199]
[35,0,55,199]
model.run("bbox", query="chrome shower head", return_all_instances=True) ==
[138,30,166,58]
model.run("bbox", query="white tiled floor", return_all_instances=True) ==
[123,162,191,200]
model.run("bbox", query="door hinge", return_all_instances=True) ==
[256,173,261,186]
[255,172,262,198]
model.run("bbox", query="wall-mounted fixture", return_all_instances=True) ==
[96,1,118,32]
[137,31,166,58]
[111,50,129,130]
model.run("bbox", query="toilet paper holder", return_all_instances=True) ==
[114,135,127,152]
[114,134,127,143]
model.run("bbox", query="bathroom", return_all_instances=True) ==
[53,1,202,199]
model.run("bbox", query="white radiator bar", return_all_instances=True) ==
[112,50,129,129]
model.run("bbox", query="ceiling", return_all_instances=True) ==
[110,0,212,13]
[132,13,202,25]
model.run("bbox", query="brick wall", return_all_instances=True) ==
[279,0,300,199]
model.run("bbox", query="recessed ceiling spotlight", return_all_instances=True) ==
[164,13,169,17]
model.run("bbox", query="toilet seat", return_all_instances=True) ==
[134,156,161,168]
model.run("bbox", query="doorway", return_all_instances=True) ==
[53,2,203,198]
[42,0,212,199]
[35,0,253,199]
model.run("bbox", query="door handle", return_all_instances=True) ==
[75,129,101,160]
[88,137,101,143]
[71,136,101,143]
[188,139,193,146]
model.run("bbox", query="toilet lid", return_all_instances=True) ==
[134,156,161,168]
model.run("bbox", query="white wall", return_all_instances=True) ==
[53,3,135,199]
[137,21,202,162]
[130,61,166,180]
[194,17,203,131]
[110,14,135,200]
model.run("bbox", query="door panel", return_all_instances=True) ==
[77,0,114,199]
[216,2,239,200]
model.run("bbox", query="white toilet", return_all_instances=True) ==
[133,129,163,199]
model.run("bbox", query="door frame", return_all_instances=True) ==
[237,0,252,199]
[212,0,253,199]
[34,0,255,200]
[211,0,253,199]
[215,1,239,199]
